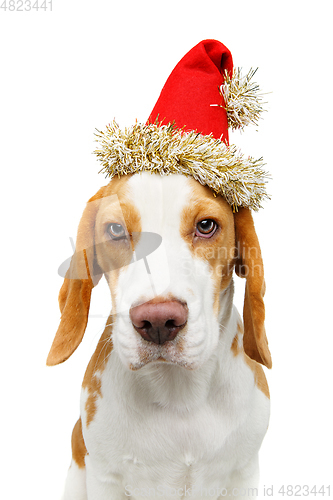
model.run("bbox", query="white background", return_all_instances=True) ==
[1,0,332,498]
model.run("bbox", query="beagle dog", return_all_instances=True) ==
[47,171,271,500]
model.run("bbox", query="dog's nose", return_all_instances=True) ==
[130,300,188,344]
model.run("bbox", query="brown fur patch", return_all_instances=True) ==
[230,335,239,356]
[71,418,87,469]
[82,317,114,426]
[230,321,269,398]
[231,321,244,357]
[180,179,235,315]
[95,175,142,303]
[244,354,270,399]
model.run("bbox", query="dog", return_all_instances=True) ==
[47,170,271,500]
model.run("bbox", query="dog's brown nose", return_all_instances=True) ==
[130,300,188,344]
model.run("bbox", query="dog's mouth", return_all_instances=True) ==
[127,332,202,371]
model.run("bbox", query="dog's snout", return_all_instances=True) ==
[130,300,188,345]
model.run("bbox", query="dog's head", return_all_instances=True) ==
[47,172,271,371]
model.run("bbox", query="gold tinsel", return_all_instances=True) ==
[220,68,266,131]
[93,121,269,211]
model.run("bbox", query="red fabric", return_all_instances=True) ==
[148,40,233,144]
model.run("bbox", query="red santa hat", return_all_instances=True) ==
[94,40,269,211]
[148,40,233,143]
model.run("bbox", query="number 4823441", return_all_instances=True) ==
[278,485,331,496]
[0,1,53,11]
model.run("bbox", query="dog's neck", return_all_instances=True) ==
[111,281,236,413]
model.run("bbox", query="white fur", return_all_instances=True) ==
[62,460,87,500]
[63,173,270,499]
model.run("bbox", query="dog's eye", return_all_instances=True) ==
[196,219,217,238]
[107,223,126,240]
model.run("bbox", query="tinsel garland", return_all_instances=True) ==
[220,68,266,131]
[93,121,269,211]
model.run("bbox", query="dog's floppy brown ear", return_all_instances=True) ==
[234,208,272,369]
[47,187,106,366]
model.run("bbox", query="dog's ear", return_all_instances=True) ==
[234,208,272,369]
[47,187,106,366]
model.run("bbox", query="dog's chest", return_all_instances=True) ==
[85,393,238,495]
[81,354,257,496]
[118,416,236,498]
